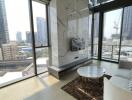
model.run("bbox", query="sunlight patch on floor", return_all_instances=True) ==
[39,74,59,87]
[0,77,45,100]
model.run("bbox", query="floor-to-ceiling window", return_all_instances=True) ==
[93,13,99,58]
[102,9,123,61]
[120,6,132,61]
[0,0,35,86]
[90,0,132,62]
[88,14,92,58]
[0,0,49,87]
[32,1,49,74]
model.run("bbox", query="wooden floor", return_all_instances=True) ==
[0,60,119,100]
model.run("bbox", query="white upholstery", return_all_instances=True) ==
[105,60,132,99]
[110,76,129,89]
[115,69,131,79]
[128,79,132,91]
[104,78,132,100]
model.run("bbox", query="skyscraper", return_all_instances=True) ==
[16,32,22,43]
[26,31,32,44]
[122,6,132,40]
[26,31,37,44]
[94,13,99,38]
[0,0,9,47]
[36,17,47,46]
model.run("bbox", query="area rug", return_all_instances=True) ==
[61,75,111,100]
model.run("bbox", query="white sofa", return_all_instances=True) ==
[104,60,132,100]
[104,78,132,100]
[110,69,132,90]
[109,60,132,90]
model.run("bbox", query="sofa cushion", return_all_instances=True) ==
[110,76,129,89]
[115,69,131,79]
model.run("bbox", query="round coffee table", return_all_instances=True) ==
[77,66,105,79]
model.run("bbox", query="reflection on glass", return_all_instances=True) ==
[93,13,99,58]
[120,6,132,61]
[102,9,122,61]
[0,0,34,85]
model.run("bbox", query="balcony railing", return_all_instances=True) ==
[93,44,132,61]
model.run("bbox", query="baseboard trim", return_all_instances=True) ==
[48,58,92,79]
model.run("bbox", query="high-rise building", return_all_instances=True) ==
[122,6,132,40]
[26,31,37,44]
[94,13,99,38]
[26,31,32,44]
[0,0,9,47]
[36,17,47,46]
[0,48,3,60]
[16,32,22,43]
[2,42,17,61]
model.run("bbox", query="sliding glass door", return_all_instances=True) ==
[102,9,123,61]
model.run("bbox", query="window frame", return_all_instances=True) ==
[0,0,50,88]
[90,0,132,63]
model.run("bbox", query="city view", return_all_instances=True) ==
[0,0,48,84]
[0,0,132,86]
[93,6,132,61]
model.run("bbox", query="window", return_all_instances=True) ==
[88,14,92,58]
[93,13,99,58]
[102,9,123,61]
[120,6,132,61]
[0,0,35,85]
[32,1,49,74]
[0,0,49,87]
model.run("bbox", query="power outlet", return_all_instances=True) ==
[74,56,79,59]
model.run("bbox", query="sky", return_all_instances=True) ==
[5,0,46,41]
[4,0,122,41]
[103,9,122,39]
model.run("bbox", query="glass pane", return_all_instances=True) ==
[32,1,48,47]
[32,1,49,74]
[88,14,92,58]
[120,6,132,61]
[102,9,123,61]
[93,13,99,58]
[36,48,49,74]
[0,0,34,85]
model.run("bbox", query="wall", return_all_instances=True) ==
[49,0,90,67]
